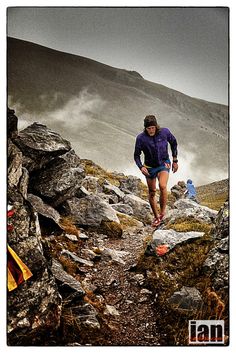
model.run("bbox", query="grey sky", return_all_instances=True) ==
[7,7,228,104]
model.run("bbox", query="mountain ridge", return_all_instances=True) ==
[7,36,228,186]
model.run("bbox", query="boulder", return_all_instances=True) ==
[30,150,85,206]
[97,193,119,204]
[7,202,62,345]
[166,199,217,224]
[100,247,130,265]
[103,182,125,201]
[111,203,134,215]
[51,259,85,298]
[168,286,203,312]
[214,201,229,240]
[202,202,229,296]
[119,175,143,196]
[81,176,103,194]
[7,140,26,204]
[14,122,71,171]
[146,229,204,256]
[62,195,120,227]
[170,181,186,200]
[123,194,151,223]
[61,250,94,267]
[27,194,61,226]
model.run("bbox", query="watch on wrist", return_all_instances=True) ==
[173,159,178,163]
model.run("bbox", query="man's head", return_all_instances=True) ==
[144,115,160,136]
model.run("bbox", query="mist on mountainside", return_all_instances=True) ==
[8,37,228,188]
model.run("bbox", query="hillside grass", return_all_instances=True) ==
[135,215,228,345]
[196,179,228,211]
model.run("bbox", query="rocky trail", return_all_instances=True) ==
[7,108,229,346]
[74,225,159,346]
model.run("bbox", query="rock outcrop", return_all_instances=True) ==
[203,201,229,298]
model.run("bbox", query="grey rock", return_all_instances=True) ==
[119,175,143,196]
[97,192,119,204]
[62,195,120,226]
[7,203,62,345]
[103,182,125,201]
[148,229,205,255]
[81,249,101,261]
[166,199,217,224]
[75,185,91,198]
[133,274,145,285]
[18,167,29,200]
[81,176,102,194]
[8,140,23,190]
[27,193,61,225]
[51,259,85,298]
[101,248,130,265]
[214,201,229,240]
[217,237,229,252]
[31,150,85,206]
[111,203,134,215]
[79,233,89,240]
[202,202,229,294]
[61,249,94,267]
[104,304,120,316]
[14,122,71,171]
[203,249,229,291]
[71,301,100,330]
[123,194,151,223]
[168,286,203,311]
[64,234,79,242]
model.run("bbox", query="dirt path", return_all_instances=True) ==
[82,225,162,345]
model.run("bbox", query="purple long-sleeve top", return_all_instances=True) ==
[134,128,178,168]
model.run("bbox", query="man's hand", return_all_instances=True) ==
[172,162,178,173]
[140,166,150,177]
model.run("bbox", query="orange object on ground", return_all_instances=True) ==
[7,245,33,291]
[156,244,169,256]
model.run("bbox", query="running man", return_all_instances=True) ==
[134,115,178,227]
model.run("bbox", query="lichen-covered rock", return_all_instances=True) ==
[14,122,72,171]
[30,150,85,206]
[111,203,134,215]
[123,194,151,223]
[51,259,85,298]
[7,139,26,204]
[119,175,143,196]
[62,195,120,227]
[168,286,203,312]
[146,229,204,256]
[103,181,125,201]
[214,201,229,240]
[166,199,217,224]
[27,193,61,226]
[81,176,103,194]
[202,202,229,297]
[7,203,62,345]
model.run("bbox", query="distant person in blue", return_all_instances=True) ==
[185,179,198,202]
[134,115,178,227]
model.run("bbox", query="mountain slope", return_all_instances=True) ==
[7,37,228,186]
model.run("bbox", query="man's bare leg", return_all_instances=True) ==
[146,177,159,220]
[158,171,169,215]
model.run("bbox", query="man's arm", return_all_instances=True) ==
[166,129,178,172]
[134,136,143,169]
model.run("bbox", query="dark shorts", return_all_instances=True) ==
[145,159,171,179]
